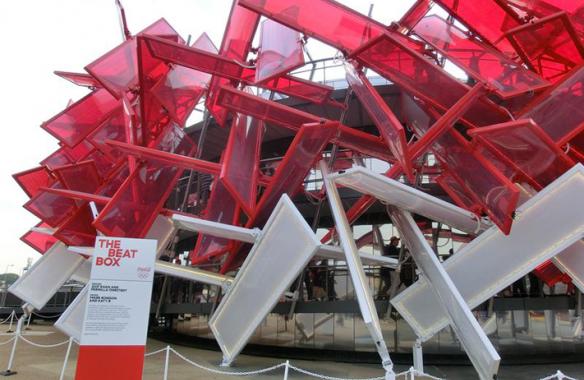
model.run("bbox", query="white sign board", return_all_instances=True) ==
[80,237,156,346]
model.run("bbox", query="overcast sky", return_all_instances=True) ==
[0,0,415,274]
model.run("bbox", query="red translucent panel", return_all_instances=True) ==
[139,17,184,44]
[87,108,127,159]
[206,4,260,126]
[506,13,584,81]
[86,18,182,99]
[149,33,215,127]
[473,144,525,186]
[107,140,221,175]
[352,33,510,127]
[413,16,550,98]
[399,0,432,31]
[239,0,387,54]
[191,32,218,53]
[41,88,121,147]
[217,86,395,162]
[521,65,584,144]
[94,124,196,237]
[83,149,117,179]
[54,205,97,247]
[406,96,519,233]
[24,183,79,227]
[345,63,413,180]
[534,261,571,286]
[217,85,316,127]
[468,119,575,188]
[50,164,129,248]
[436,171,481,212]
[255,19,305,83]
[151,66,206,127]
[137,38,173,145]
[219,4,259,61]
[40,141,95,170]
[144,35,335,106]
[53,160,102,193]
[249,122,338,227]
[146,35,244,80]
[439,142,519,233]
[433,0,521,54]
[191,179,239,263]
[220,113,264,216]
[65,140,95,162]
[54,71,101,88]
[21,222,58,254]
[86,39,137,98]
[568,144,584,163]
[251,74,334,105]
[41,146,74,170]
[570,127,584,152]
[98,162,131,197]
[334,127,396,163]
[13,166,53,198]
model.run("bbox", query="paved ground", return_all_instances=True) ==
[0,324,582,379]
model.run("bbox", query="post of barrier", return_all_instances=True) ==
[24,314,32,331]
[5,311,15,333]
[58,337,75,380]
[283,360,290,380]
[1,314,25,376]
[413,338,424,373]
[163,345,170,380]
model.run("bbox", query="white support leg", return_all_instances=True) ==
[320,161,395,380]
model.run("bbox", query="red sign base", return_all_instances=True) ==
[75,345,145,380]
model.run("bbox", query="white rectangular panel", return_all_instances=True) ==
[331,167,487,234]
[209,195,320,365]
[70,259,92,283]
[553,240,584,292]
[391,164,584,340]
[387,206,500,380]
[9,242,85,310]
[54,285,88,341]
[172,213,258,243]
[146,215,176,258]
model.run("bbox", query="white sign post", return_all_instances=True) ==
[75,237,156,380]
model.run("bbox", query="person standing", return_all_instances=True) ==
[378,236,400,299]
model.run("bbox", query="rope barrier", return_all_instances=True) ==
[538,371,580,380]
[18,334,71,348]
[144,347,168,357]
[287,364,384,380]
[169,347,286,376]
[3,331,579,380]
[0,336,16,346]
[0,311,15,325]
[31,311,64,319]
